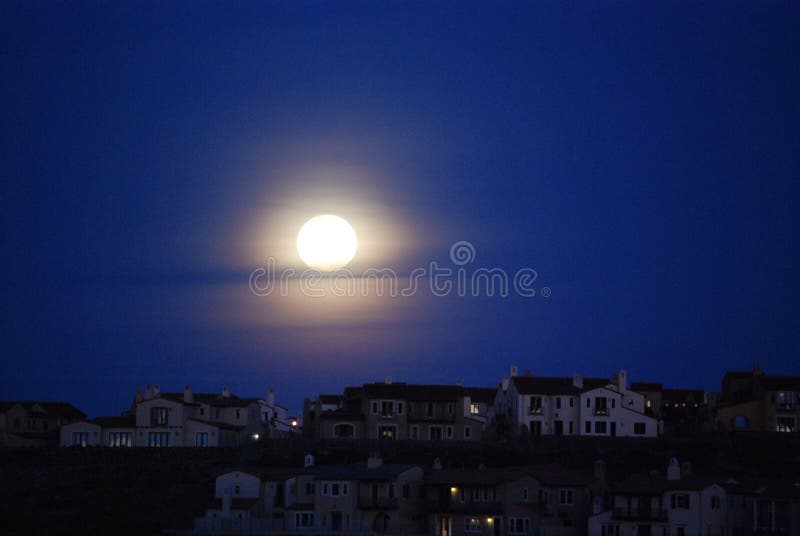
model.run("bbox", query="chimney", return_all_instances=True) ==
[267,388,276,406]
[153,384,160,397]
[753,364,764,376]
[222,487,232,517]
[501,377,509,392]
[523,369,531,377]
[667,458,681,481]
[222,386,231,398]
[455,379,463,387]
[367,453,383,469]
[385,376,392,384]
[573,374,584,389]
[144,385,153,400]
[134,388,143,404]
[614,370,627,393]
[510,365,519,377]
[184,384,193,404]
[681,461,693,477]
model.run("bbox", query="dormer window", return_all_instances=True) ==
[150,407,169,426]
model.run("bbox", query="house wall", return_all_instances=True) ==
[59,421,101,446]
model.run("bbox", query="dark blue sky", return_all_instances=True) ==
[2,2,798,418]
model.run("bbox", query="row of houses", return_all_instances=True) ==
[193,455,800,535]
[1,364,797,448]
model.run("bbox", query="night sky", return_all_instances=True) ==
[2,2,798,418]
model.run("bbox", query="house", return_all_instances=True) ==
[494,367,658,438]
[723,477,800,535]
[60,384,287,447]
[425,462,603,536]
[195,455,426,534]
[303,380,495,441]
[0,401,86,447]
[715,365,800,432]
[630,383,705,435]
[588,459,727,536]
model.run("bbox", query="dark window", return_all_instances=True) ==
[634,422,646,435]
[595,421,607,434]
[195,432,209,446]
[585,421,591,433]
[530,396,543,415]
[556,397,561,409]
[150,407,169,426]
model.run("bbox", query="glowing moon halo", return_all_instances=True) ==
[296,215,358,271]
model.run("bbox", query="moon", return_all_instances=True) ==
[296,215,358,271]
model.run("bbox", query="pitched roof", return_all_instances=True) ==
[186,418,245,431]
[90,415,135,428]
[155,392,259,408]
[425,464,594,487]
[631,382,663,392]
[511,376,610,395]
[760,376,800,391]
[310,463,418,481]
[662,388,704,402]
[0,401,86,419]
[463,387,497,404]
[614,473,722,494]
[219,467,300,481]
[361,383,493,402]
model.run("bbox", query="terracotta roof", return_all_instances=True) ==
[219,467,300,481]
[90,415,135,428]
[362,383,491,402]
[724,478,800,499]
[186,418,245,431]
[631,382,663,392]
[463,387,497,404]
[310,463,418,481]
[318,395,344,404]
[614,473,722,494]
[154,392,259,408]
[425,464,594,487]
[760,376,800,391]
[0,401,86,419]
[207,497,259,510]
[724,371,755,379]
[511,376,609,395]
[662,389,704,402]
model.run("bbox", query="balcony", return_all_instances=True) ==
[358,497,399,509]
[593,408,609,416]
[612,508,667,521]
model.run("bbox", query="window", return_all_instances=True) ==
[530,396,543,415]
[586,398,591,408]
[611,398,616,408]
[380,401,395,418]
[465,518,481,533]
[236,409,240,419]
[199,407,205,416]
[601,524,621,536]
[448,402,454,415]
[569,421,574,434]
[670,493,690,509]
[402,484,409,498]
[150,407,169,426]
[430,426,443,441]
[371,401,378,414]
[446,426,453,439]
[72,432,89,447]
[711,496,720,510]
[459,488,466,502]
[427,403,434,418]
[464,426,472,439]
[397,402,404,415]
[509,518,529,534]
[594,397,608,416]
[676,528,686,536]
[634,422,646,435]
[234,484,240,495]
[108,432,133,447]
[195,432,209,447]
[148,431,171,447]
[585,421,591,433]
[646,399,651,408]
[569,397,574,408]
[305,482,315,495]
[776,416,796,432]
[595,421,607,434]
[378,425,396,440]
[410,425,419,440]
[522,488,529,501]
[732,415,748,429]
[559,489,573,505]
[295,512,314,529]
[470,403,480,415]
[556,397,562,409]
[321,481,349,496]
[334,423,355,438]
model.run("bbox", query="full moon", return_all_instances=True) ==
[296,215,358,271]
